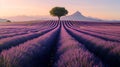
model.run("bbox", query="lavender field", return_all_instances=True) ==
[0,21,120,67]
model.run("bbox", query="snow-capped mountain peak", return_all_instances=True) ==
[71,11,84,17]
[61,11,102,21]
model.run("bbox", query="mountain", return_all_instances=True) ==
[5,11,119,22]
[61,11,103,21]
[6,16,52,21]
[7,12,103,22]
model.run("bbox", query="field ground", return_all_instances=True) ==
[0,20,120,67]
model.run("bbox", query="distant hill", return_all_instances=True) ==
[5,11,120,22]
[0,19,11,22]
[6,16,51,22]
[61,11,103,21]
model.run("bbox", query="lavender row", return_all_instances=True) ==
[54,23,104,67]
[70,21,120,33]
[0,23,60,67]
[0,32,28,39]
[65,22,120,66]
[0,26,48,39]
[0,21,58,39]
[66,21,120,49]
[79,27,120,37]
[108,44,120,66]
[79,29,120,42]
[0,22,58,53]
[67,23,120,42]
[0,21,54,35]
[0,26,42,34]
[70,21,120,36]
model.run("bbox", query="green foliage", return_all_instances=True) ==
[50,7,68,20]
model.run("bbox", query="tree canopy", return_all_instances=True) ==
[50,7,68,21]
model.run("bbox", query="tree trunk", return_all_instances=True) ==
[58,16,60,22]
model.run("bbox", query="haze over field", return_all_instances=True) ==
[5,11,103,22]
[0,0,120,21]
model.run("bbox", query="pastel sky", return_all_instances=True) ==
[0,0,120,20]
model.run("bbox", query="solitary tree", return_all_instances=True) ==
[7,20,11,22]
[50,7,68,21]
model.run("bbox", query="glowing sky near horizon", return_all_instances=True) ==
[0,0,120,20]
